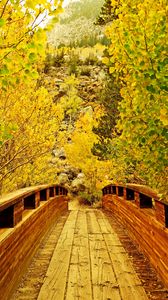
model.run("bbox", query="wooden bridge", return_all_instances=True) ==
[0,184,168,300]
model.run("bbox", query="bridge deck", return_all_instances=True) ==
[38,209,148,300]
[11,204,168,300]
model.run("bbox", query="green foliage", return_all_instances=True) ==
[44,48,66,73]
[59,75,82,123]
[102,0,168,195]
[92,73,122,159]
[67,52,80,75]
[80,66,91,76]
[84,52,99,65]
[79,190,102,205]
[0,123,17,145]
[96,0,113,25]
[96,0,120,25]
[78,192,94,205]
[73,33,109,48]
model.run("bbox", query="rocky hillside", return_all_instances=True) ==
[48,0,104,47]
[42,47,106,195]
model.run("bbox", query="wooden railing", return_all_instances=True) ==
[0,184,68,228]
[0,184,69,300]
[102,183,168,287]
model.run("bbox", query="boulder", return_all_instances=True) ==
[71,177,86,193]
[52,148,66,160]
[58,173,69,185]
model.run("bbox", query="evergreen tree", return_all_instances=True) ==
[92,72,122,159]
[96,0,119,25]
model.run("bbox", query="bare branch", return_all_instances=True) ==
[0,0,10,19]
[0,149,49,183]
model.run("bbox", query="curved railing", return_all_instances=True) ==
[102,183,168,287]
[0,184,69,300]
[0,184,68,228]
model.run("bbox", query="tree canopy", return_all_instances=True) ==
[0,0,167,200]
[0,0,64,193]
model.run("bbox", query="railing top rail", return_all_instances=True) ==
[0,184,67,212]
[102,183,163,202]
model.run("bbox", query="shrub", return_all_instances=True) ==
[80,66,91,76]
[84,53,98,65]
[79,191,102,206]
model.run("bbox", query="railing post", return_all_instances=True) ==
[155,200,168,228]
[118,186,124,197]
[46,188,50,200]
[49,187,55,198]
[135,192,140,207]
[116,186,119,196]
[123,187,127,200]
[35,191,40,207]
[14,199,24,226]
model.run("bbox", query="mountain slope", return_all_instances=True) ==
[48,0,104,47]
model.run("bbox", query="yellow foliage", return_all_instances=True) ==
[64,111,113,194]
[0,0,64,194]
[103,0,168,195]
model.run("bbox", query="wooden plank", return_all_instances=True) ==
[66,264,93,300]
[86,210,101,234]
[89,233,121,299]
[102,232,123,247]
[119,285,149,300]
[37,210,78,300]
[88,210,121,300]
[89,233,117,284]
[65,210,92,300]
[103,195,168,287]
[0,195,68,300]
[93,284,121,300]
[101,214,149,300]
[94,210,112,233]
[10,212,69,300]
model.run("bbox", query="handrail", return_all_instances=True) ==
[102,183,159,199]
[0,184,68,228]
[0,184,69,300]
[102,183,168,287]
[102,183,168,227]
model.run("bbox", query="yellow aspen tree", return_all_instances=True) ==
[0,0,64,193]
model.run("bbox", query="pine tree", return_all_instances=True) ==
[96,0,119,25]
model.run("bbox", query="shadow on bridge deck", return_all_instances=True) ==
[10,204,168,300]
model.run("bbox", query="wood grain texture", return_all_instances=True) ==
[38,209,148,300]
[37,210,78,300]
[96,210,148,300]
[103,194,168,287]
[66,210,92,300]
[155,201,166,226]
[0,195,68,300]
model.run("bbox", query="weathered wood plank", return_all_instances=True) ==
[0,195,68,300]
[103,194,168,287]
[89,233,117,285]
[94,210,112,233]
[97,210,148,300]
[88,210,121,300]
[66,210,92,300]
[89,233,121,300]
[86,210,101,234]
[37,210,78,300]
